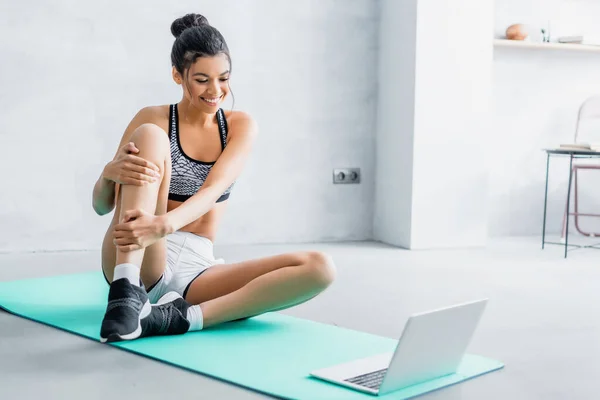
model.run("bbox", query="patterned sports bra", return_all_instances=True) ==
[167,104,234,203]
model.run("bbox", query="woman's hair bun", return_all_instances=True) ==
[170,13,209,38]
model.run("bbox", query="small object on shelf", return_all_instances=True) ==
[558,36,584,44]
[559,143,600,152]
[541,29,550,43]
[542,21,552,43]
[505,23,528,40]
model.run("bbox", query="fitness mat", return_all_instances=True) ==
[0,271,503,399]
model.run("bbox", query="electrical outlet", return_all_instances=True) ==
[333,168,361,184]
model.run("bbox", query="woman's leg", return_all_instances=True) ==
[99,123,171,342]
[184,251,336,328]
[101,123,171,287]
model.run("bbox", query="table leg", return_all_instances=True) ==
[565,155,574,258]
[542,153,550,249]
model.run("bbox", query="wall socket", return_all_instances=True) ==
[333,168,361,184]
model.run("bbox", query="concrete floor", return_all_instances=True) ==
[1,236,599,400]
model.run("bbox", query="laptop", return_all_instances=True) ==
[309,299,488,396]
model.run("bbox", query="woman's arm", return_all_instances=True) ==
[162,112,258,233]
[92,173,117,216]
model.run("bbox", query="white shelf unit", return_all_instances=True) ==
[494,39,600,54]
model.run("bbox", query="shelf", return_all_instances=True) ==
[494,39,600,54]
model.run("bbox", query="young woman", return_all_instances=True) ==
[93,14,336,342]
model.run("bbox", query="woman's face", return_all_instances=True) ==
[174,54,230,112]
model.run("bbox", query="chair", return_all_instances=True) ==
[561,95,600,239]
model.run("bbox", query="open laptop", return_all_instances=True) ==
[310,299,488,396]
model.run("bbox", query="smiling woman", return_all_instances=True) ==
[91,13,336,343]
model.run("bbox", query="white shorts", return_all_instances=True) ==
[146,231,224,303]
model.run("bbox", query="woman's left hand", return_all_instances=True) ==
[112,209,167,252]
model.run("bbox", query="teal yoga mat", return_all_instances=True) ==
[0,272,504,399]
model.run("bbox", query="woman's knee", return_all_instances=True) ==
[129,123,170,157]
[303,251,337,289]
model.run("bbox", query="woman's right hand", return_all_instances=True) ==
[102,142,161,186]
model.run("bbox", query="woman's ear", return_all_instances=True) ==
[172,67,182,85]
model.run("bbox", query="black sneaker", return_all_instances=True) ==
[100,278,151,343]
[140,292,191,337]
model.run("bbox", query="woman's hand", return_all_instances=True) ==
[103,142,161,186]
[112,209,170,252]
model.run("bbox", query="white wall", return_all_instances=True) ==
[6,0,586,253]
[411,0,493,248]
[375,0,493,249]
[0,0,379,252]
[373,0,417,248]
[492,0,600,236]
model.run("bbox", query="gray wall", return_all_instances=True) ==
[0,0,379,252]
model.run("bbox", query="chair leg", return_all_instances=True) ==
[571,167,600,237]
[573,167,583,235]
[561,167,574,240]
[561,208,567,240]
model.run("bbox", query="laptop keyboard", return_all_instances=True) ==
[344,368,388,390]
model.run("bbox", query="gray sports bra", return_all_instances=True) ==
[168,104,234,203]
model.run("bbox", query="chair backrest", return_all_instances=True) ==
[574,96,600,143]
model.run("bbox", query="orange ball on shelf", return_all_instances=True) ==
[505,24,528,41]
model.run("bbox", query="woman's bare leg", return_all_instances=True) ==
[184,251,336,328]
[99,123,171,342]
[101,123,171,287]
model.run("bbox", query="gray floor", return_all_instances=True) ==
[1,236,599,400]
